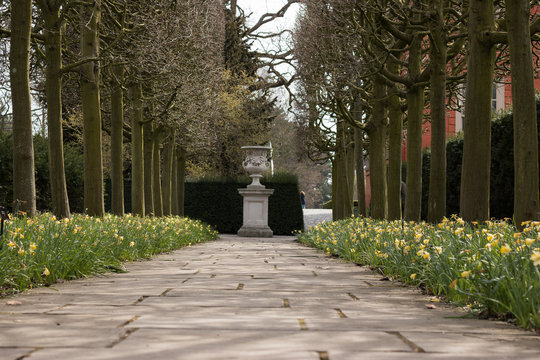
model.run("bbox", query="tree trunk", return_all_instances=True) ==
[460,0,495,222]
[506,0,539,228]
[427,0,447,224]
[176,147,186,216]
[130,83,144,216]
[81,0,104,217]
[368,79,388,220]
[42,8,70,218]
[153,130,163,217]
[162,130,175,216]
[346,126,355,216]
[354,127,366,217]
[143,121,154,215]
[10,0,36,216]
[387,62,403,220]
[171,147,179,215]
[335,120,353,219]
[331,157,338,220]
[404,32,425,222]
[110,65,124,216]
[352,94,366,217]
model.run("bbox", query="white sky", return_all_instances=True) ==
[237,0,300,52]
[236,1,301,109]
[237,0,300,30]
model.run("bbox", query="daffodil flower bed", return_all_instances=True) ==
[1,213,218,296]
[297,216,540,330]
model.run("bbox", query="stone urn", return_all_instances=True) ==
[238,145,274,238]
[241,145,272,188]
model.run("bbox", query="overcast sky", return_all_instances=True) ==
[237,0,300,45]
[236,1,301,109]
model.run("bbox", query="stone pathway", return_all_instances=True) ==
[1,235,539,359]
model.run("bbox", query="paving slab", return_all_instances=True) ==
[0,234,538,360]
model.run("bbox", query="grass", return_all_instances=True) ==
[1,213,218,296]
[297,215,540,331]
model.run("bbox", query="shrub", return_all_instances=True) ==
[0,134,84,213]
[413,101,540,220]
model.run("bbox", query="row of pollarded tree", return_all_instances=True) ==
[294,0,540,228]
[8,0,224,219]
[6,0,297,219]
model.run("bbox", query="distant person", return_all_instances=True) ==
[300,191,306,209]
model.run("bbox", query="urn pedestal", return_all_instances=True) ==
[237,146,274,238]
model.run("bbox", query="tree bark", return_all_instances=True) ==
[460,0,495,222]
[81,0,104,216]
[42,6,70,218]
[10,0,36,216]
[331,157,338,220]
[367,79,388,220]
[162,130,175,216]
[506,0,539,228]
[352,94,366,217]
[171,147,179,215]
[176,147,186,216]
[130,83,144,216]
[387,62,403,220]
[427,0,447,224]
[346,125,355,215]
[153,130,163,217]
[143,121,154,215]
[404,31,425,222]
[110,65,124,216]
[334,120,353,220]
[354,127,366,217]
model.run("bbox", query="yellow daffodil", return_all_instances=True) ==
[29,242,37,251]
[435,246,443,254]
[18,248,25,255]
[129,241,135,247]
[461,270,471,278]
[525,238,535,246]
[500,244,511,255]
[7,241,16,248]
[43,267,50,276]
[410,273,417,280]
[531,251,540,266]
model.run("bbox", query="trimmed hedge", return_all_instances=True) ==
[419,100,540,220]
[184,172,304,235]
[323,100,540,221]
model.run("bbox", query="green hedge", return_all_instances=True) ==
[419,100,540,220]
[0,133,84,212]
[184,172,304,235]
[323,100,540,221]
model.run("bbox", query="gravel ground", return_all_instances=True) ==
[302,208,333,231]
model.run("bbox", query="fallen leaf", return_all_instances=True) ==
[6,300,22,306]
[425,304,437,309]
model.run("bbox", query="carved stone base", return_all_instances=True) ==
[237,188,274,238]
